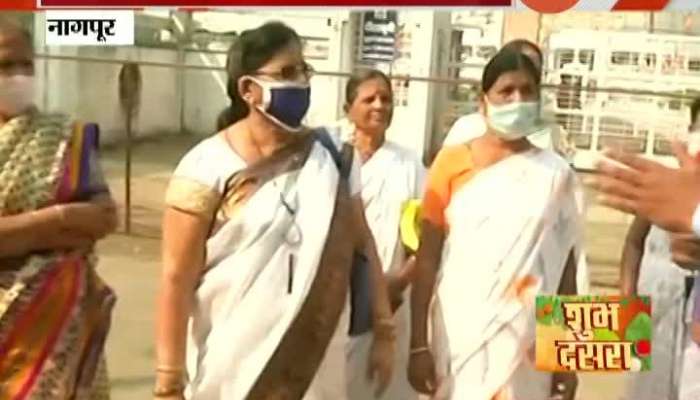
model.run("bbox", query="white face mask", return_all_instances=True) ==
[0,74,34,118]
[484,98,541,141]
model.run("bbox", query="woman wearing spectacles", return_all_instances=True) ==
[155,22,395,400]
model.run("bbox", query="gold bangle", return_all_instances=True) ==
[153,384,184,397]
[374,328,396,336]
[156,365,184,374]
[374,321,395,330]
[373,328,396,342]
[375,334,396,342]
[373,326,395,337]
[374,317,394,327]
[374,320,395,330]
[410,346,430,355]
[373,318,395,335]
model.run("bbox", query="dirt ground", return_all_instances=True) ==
[97,134,630,400]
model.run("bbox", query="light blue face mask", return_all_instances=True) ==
[485,98,541,141]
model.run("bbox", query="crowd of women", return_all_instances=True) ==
[2,15,700,400]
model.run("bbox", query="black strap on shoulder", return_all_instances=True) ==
[339,142,354,180]
[314,128,353,180]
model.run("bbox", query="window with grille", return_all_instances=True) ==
[643,53,656,68]
[597,117,644,153]
[610,51,640,66]
[689,58,700,73]
[579,49,595,71]
[554,49,574,69]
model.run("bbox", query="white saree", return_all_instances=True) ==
[345,141,426,400]
[624,226,698,400]
[430,148,589,400]
[166,133,359,400]
[679,283,700,400]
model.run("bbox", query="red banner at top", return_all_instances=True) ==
[40,0,510,6]
[3,0,35,9]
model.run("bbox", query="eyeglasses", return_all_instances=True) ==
[254,62,315,81]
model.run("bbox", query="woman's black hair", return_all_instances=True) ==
[502,39,543,67]
[481,47,541,93]
[216,22,302,131]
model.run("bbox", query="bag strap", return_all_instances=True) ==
[314,128,353,180]
[339,142,354,180]
[207,130,353,237]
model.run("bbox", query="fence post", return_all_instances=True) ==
[118,62,142,235]
[173,10,193,135]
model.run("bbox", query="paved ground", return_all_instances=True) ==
[98,135,631,399]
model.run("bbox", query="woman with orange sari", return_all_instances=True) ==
[408,48,588,400]
[0,18,117,399]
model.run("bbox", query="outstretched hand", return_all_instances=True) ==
[593,141,700,233]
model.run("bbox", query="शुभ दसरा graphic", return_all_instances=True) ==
[535,295,652,372]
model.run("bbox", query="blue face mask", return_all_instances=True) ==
[249,77,311,132]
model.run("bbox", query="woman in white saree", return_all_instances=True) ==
[620,218,696,400]
[408,48,589,400]
[619,103,700,400]
[154,22,395,400]
[340,70,426,400]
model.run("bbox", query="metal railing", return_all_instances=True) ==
[34,51,696,236]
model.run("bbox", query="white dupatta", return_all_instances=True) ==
[432,149,589,399]
[346,141,425,400]
[185,141,342,400]
[361,142,425,272]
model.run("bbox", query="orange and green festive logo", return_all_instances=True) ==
[535,295,651,372]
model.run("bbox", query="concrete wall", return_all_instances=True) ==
[31,12,180,145]
[30,11,354,144]
[182,51,227,136]
[36,45,181,145]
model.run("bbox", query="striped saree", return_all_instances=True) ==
[0,112,115,400]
